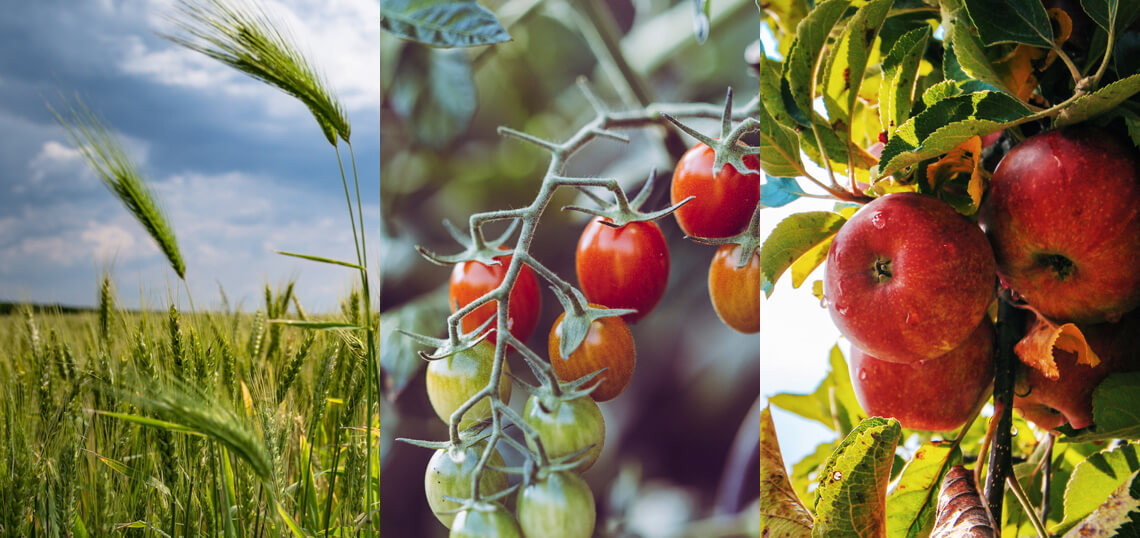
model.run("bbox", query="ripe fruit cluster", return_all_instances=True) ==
[828,127,1140,433]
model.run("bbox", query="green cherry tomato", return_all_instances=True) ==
[424,442,509,528]
[522,395,605,472]
[516,470,596,538]
[425,340,512,429]
[450,502,522,538]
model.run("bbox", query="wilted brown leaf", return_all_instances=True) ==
[931,466,995,538]
[759,405,814,537]
[1015,312,1101,380]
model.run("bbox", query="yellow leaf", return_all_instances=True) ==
[791,237,835,288]
[1015,313,1101,380]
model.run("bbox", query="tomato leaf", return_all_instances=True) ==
[1057,373,1140,441]
[880,26,932,134]
[811,417,902,537]
[822,0,892,134]
[758,211,847,296]
[962,0,1054,48]
[1056,73,1140,126]
[887,442,963,538]
[390,44,477,149]
[874,91,1032,179]
[782,0,853,124]
[380,0,511,48]
[759,405,815,536]
[1054,443,1140,534]
[1060,470,1140,537]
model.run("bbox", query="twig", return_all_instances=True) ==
[985,295,1027,524]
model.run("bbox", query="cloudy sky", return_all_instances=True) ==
[0,0,379,312]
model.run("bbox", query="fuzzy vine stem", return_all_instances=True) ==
[985,294,1027,525]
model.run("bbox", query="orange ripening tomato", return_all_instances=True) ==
[548,306,636,402]
[708,244,761,334]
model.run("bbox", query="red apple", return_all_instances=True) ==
[849,320,995,431]
[825,193,996,363]
[1014,310,1140,431]
[980,127,1140,324]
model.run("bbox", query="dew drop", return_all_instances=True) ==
[858,369,868,381]
[870,211,886,229]
[837,304,850,316]
[905,311,919,326]
[831,471,843,482]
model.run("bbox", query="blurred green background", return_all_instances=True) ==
[379,0,764,535]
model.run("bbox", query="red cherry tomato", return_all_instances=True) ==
[575,218,669,324]
[449,253,542,344]
[708,244,761,334]
[548,306,636,402]
[670,143,762,238]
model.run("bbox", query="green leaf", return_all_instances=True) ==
[1078,0,1133,32]
[875,91,1032,179]
[380,0,511,48]
[792,441,840,503]
[880,26,932,133]
[823,0,892,133]
[753,48,799,127]
[1123,110,1140,147]
[747,104,807,178]
[390,43,477,149]
[770,346,865,435]
[887,443,963,538]
[1056,443,1140,534]
[759,405,815,536]
[941,0,1012,94]
[758,211,847,296]
[760,0,812,38]
[1059,373,1140,441]
[963,0,1054,48]
[783,0,853,123]
[1055,73,1140,126]
[274,250,364,270]
[812,417,903,537]
[379,287,451,398]
[1061,471,1140,537]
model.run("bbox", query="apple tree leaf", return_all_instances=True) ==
[760,0,812,40]
[874,91,1032,179]
[760,175,808,208]
[752,48,798,128]
[1060,470,1140,537]
[792,440,840,504]
[811,416,902,537]
[941,0,1012,94]
[1057,373,1140,441]
[962,0,1054,48]
[782,0,853,124]
[880,26,932,133]
[759,405,815,536]
[747,103,807,178]
[390,44,477,149]
[931,466,995,537]
[887,442,963,538]
[380,0,511,48]
[1079,0,1140,33]
[1014,313,1100,380]
[822,0,892,134]
[759,212,847,296]
[769,345,865,435]
[1055,443,1140,535]
[1055,73,1140,126]
[1122,110,1140,148]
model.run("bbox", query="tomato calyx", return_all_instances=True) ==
[661,89,764,183]
[416,216,520,267]
[549,286,634,360]
[685,204,763,267]
[398,313,495,361]
[562,167,689,227]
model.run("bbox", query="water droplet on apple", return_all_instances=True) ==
[905,311,919,326]
[858,369,868,381]
[870,211,886,229]
[836,303,850,316]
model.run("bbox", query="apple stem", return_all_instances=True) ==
[1040,434,1054,523]
[984,295,1028,523]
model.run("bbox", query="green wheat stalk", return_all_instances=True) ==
[50,98,186,279]
[163,0,350,145]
